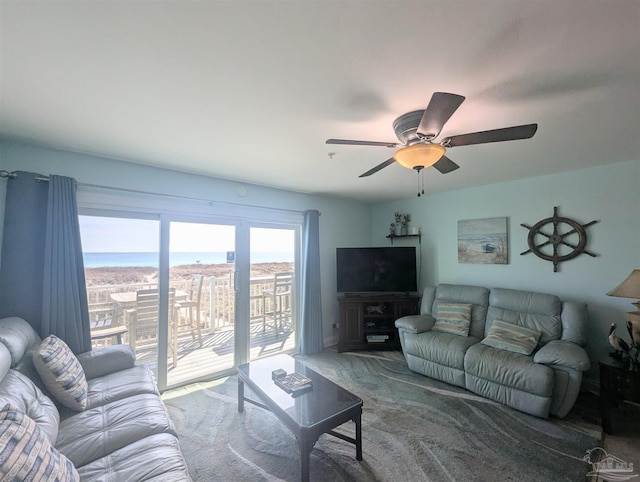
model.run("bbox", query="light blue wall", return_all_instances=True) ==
[0,139,372,345]
[3,138,639,384]
[372,159,640,384]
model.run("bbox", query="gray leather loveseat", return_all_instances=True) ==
[395,284,591,418]
[0,316,191,481]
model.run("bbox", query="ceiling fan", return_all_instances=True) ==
[326,92,538,196]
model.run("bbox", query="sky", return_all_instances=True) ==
[78,216,294,253]
[457,217,507,236]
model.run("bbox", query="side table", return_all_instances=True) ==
[599,357,640,434]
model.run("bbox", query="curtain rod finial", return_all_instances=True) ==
[0,170,17,179]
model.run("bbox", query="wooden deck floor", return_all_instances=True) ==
[133,323,296,389]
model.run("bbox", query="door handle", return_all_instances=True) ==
[233,271,239,292]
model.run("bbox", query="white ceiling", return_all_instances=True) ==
[1,1,639,203]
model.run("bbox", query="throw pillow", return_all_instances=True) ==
[0,403,79,481]
[482,319,542,355]
[33,335,88,411]
[432,303,472,336]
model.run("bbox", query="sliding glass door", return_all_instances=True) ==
[166,222,299,386]
[80,212,300,391]
[249,226,297,361]
[79,214,162,369]
[166,221,236,387]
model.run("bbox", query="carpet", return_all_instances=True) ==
[162,349,601,481]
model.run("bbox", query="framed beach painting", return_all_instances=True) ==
[458,217,508,264]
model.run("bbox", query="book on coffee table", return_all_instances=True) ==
[273,372,313,395]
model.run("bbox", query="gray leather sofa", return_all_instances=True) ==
[0,316,191,481]
[395,284,591,418]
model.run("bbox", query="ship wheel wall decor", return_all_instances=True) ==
[520,207,598,272]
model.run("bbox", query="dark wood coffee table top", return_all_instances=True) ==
[237,354,362,431]
[237,354,363,481]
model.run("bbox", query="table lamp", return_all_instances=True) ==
[607,269,640,323]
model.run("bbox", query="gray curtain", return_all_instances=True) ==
[41,175,91,353]
[299,209,323,355]
[0,172,90,353]
[0,172,48,325]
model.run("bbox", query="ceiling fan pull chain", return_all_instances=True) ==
[415,166,424,197]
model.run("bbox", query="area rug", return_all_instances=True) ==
[162,349,601,481]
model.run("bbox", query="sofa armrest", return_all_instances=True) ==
[395,314,435,334]
[533,340,591,371]
[76,344,136,380]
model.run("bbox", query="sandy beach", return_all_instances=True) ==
[84,262,294,286]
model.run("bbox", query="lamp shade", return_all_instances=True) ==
[607,269,640,299]
[608,269,640,323]
[393,143,446,170]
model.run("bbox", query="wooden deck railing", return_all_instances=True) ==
[87,273,292,351]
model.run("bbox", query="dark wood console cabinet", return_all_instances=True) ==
[599,357,640,434]
[337,295,420,352]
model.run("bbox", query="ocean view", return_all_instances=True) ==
[457,233,507,252]
[83,251,294,268]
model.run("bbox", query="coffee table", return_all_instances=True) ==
[237,354,363,481]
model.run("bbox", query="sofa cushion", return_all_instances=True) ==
[34,335,88,412]
[432,303,472,336]
[56,393,177,467]
[482,319,542,355]
[404,331,480,371]
[464,373,552,418]
[431,284,490,339]
[0,369,60,445]
[0,316,41,367]
[486,288,561,344]
[465,343,553,397]
[83,365,160,410]
[0,403,79,481]
[75,433,191,482]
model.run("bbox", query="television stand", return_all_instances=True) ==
[337,295,419,352]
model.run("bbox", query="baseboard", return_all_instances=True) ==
[324,335,338,347]
[582,377,599,395]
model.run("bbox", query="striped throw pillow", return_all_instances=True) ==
[482,319,542,355]
[0,403,79,481]
[432,303,472,336]
[33,335,88,411]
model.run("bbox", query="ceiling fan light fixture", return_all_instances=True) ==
[393,143,446,170]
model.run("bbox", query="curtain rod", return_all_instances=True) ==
[2,170,318,216]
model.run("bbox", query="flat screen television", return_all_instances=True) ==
[336,246,418,294]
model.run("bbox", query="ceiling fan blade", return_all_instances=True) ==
[443,123,538,148]
[359,158,396,177]
[416,92,466,139]
[432,155,460,174]
[326,138,398,148]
